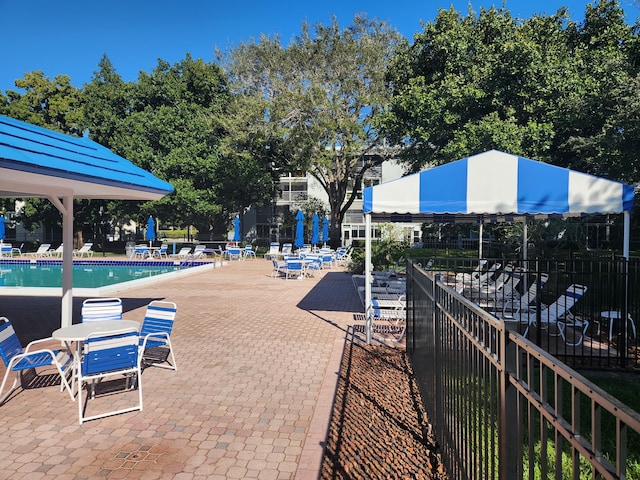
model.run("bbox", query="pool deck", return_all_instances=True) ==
[0,255,372,479]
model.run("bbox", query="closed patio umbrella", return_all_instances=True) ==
[146,216,156,247]
[311,213,319,246]
[233,215,241,242]
[322,216,329,245]
[0,215,5,242]
[295,209,305,248]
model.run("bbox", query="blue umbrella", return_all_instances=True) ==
[311,213,319,246]
[322,216,329,245]
[294,209,305,248]
[0,215,5,241]
[145,216,156,246]
[233,215,241,242]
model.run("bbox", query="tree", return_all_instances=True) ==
[380,6,581,170]
[83,54,248,238]
[380,1,640,186]
[0,71,88,242]
[221,15,404,248]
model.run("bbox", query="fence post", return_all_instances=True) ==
[499,327,519,479]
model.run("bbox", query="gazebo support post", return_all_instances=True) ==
[49,194,74,328]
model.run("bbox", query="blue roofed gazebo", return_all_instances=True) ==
[0,115,174,327]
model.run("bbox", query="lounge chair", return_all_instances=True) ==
[0,243,12,257]
[266,242,280,259]
[0,317,74,403]
[49,244,64,258]
[73,242,94,258]
[24,243,51,258]
[508,284,589,346]
[367,294,407,342]
[499,273,549,317]
[170,247,191,259]
[191,244,206,259]
[11,243,23,256]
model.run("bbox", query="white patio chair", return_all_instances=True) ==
[81,297,123,323]
[152,244,169,259]
[243,245,256,260]
[78,328,142,424]
[271,259,287,279]
[0,317,74,403]
[138,301,177,371]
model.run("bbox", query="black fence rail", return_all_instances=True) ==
[405,260,640,479]
[412,254,639,370]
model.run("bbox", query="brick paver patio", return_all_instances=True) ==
[0,257,369,479]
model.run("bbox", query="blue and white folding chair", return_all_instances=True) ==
[0,317,74,404]
[81,298,123,323]
[78,327,142,424]
[285,259,304,280]
[139,301,178,371]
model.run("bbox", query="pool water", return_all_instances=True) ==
[0,260,197,288]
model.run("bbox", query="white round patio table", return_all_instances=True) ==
[53,320,140,398]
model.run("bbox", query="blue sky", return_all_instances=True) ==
[1,0,639,93]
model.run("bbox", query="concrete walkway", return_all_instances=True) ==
[0,257,366,479]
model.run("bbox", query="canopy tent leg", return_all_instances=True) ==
[365,213,372,344]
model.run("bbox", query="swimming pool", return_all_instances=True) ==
[0,259,213,296]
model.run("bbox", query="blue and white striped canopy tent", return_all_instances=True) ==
[361,150,634,342]
[0,115,174,327]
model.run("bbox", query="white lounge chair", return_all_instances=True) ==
[170,247,191,259]
[266,242,280,259]
[73,242,94,258]
[24,243,51,258]
[49,244,64,258]
[508,284,589,346]
[0,243,12,257]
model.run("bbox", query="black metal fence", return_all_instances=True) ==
[405,260,640,479]
[411,254,639,370]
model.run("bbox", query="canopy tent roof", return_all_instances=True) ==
[363,150,634,222]
[360,150,635,344]
[0,115,174,200]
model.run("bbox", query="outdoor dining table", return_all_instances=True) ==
[52,320,140,397]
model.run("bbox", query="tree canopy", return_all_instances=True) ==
[221,14,404,247]
[380,0,640,186]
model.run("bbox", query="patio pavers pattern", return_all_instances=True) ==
[0,258,445,479]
